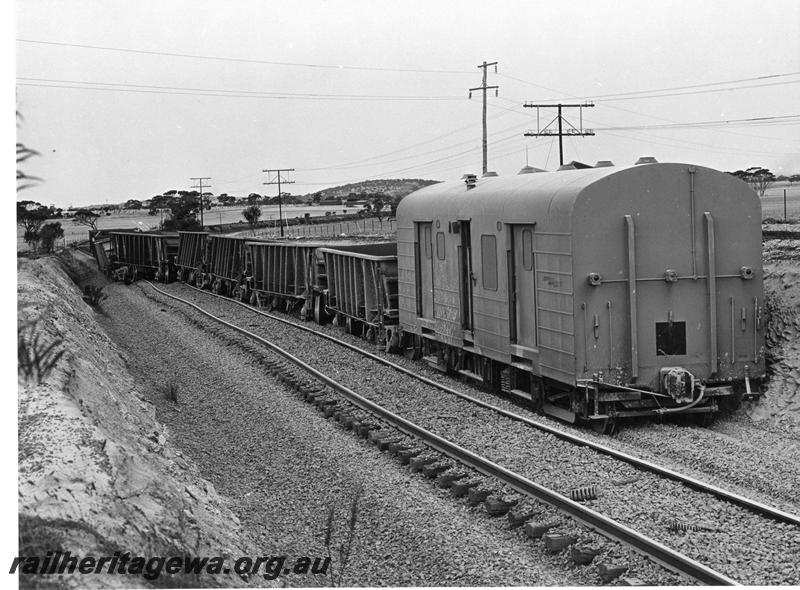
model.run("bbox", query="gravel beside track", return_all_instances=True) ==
[172,282,800,517]
[98,282,622,587]
[141,282,800,585]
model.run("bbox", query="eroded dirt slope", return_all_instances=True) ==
[18,253,252,589]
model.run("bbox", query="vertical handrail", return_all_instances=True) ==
[705,212,718,374]
[625,215,638,380]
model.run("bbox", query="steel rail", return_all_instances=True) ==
[166,280,800,529]
[143,280,737,586]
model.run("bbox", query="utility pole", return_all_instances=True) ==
[190,177,211,228]
[523,103,595,166]
[469,60,499,176]
[262,168,295,237]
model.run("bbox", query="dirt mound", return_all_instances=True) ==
[18,252,252,588]
[757,240,800,423]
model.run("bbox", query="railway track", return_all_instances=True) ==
[157,280,800,527]
[141,280,800,585]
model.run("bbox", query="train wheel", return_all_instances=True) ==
[365,327,376,343]
[249,292,258,307]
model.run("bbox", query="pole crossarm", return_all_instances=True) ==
[262,168,295,238]
[190,177,212,229]
[470,60,499,176]
[521,102,596,165]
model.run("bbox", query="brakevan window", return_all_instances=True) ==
[423,224,432,258]
[481,234,497,290]
[436,232,445,260]
[522,229,533,271]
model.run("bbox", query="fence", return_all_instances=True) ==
[240,218,396,239]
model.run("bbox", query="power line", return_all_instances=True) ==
[502,69,800,101]
[17,38,475,75]
[596,80,800,103]
[593,114,800,131]
[16,78,463,101]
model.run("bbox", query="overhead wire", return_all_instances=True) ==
[16,38,476,74]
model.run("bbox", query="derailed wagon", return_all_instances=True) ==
[107,231,178,283]
[319,243,399,345]
[205,234,251,296]
[175,231,209,284]
[245,240,327,315]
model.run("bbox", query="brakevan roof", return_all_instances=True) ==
[397,162,755,229]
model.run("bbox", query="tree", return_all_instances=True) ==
[243,205,262,232]
[124,199,143,210]
[729,167,776,197]
[364,195,387,221]
[162,192,202,231]
[39,222,65,253]
[17,201,49,251]
[247,193,262,206]
[73,209,100,231]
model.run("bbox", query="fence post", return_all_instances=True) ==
[785,189,788,221]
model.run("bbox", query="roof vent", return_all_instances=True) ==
[557,160,592,171]
[482,171,498,177]
[462,173,478,189]
[518,165,547,174]
[594,160,614,168]
[635,156,658,165]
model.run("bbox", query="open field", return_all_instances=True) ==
[16,203,352,250]
[761,181,800,220]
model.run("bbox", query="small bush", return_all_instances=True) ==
[323,481,365,586]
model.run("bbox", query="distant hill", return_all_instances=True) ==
[306,178,439,202]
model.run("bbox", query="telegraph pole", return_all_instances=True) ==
[523,103,595,166]
[262,168,295,237]
[469,60,499,176]
[190,177,211,228]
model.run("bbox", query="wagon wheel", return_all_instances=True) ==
[313,296,323,324]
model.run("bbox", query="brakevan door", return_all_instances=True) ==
[511,224,537,349]
[415,222,434,318]
[458,220,474,332]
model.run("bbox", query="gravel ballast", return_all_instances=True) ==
[98,282,631,587]
[136,281,800,585]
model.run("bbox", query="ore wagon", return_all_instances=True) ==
[107,231,179,283]
[319,243,399,343]
[175,231,209,284]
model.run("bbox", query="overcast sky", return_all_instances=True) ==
[14,0,800,208]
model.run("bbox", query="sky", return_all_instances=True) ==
[12,0,800,209]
